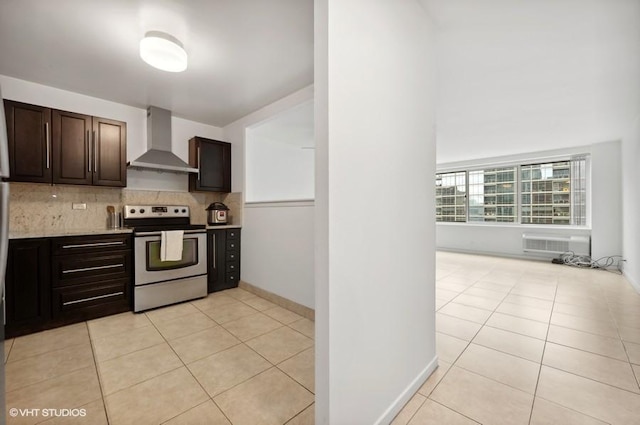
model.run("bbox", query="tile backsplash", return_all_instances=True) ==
[9,183,243,233]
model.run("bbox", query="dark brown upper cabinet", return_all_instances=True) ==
[4,99,127,187]
[4,100,52,183]
[189,136,231,193]
[52,109,93,185]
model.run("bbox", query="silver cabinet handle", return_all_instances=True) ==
[45,122,51,169]
[87,130,92,172]
[62,241,125,249]
[197,146,201,180]
[62,263,124,274]
[93,130,97,174]
[63,291,124,306]
[212,233,216,269]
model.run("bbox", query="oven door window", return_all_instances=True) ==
[146,238,199,271]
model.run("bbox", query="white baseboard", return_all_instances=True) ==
[373,355,439,425]
[624,270,640,294]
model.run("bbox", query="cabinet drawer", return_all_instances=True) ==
[226,229,240,239]
[226,251,239,262]
[52,234,131,255]
[52,279,129,318]
[226,261,239,273]
[52,251,131,287]
[226,239,240,251]
[226,272,239,286]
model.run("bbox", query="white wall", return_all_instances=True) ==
[242,202,314,308]
[245,135,314,202]
[316,1,437,423]
[622,117,640,291]
[223,85,314,306]
[590,141,622,259]
[0,75,224,192]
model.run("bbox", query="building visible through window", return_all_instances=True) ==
[436,171,466,222]
[468,167,516,222]
[435,157,587,226]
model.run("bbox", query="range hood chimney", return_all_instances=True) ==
[127,106,198,174]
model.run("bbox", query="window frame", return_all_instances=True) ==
[435,155,590,228]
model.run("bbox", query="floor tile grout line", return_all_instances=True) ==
[4,338,92,367]
[274,363,315,395]
[4,338,14,364]
[445,277,549,399]
[283,401,315,425]
[143,308,237,425]
[426,398,483,424]
[437,266,554,425]
[5,347,98,397]
[537,339,632,364]
[481,323,547,341]
[392,392,428,424]
[602,293,640,392]
[172,288,313,424]
[534,394,615,425]
[469,340,543,364]
[541,363,640,396]
[429,267,508,418]
[85,321,112,425]
[527,277,557,425]
[451,362,538,396]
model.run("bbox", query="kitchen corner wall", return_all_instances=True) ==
[223,85,315,309]
[9,182,243,233]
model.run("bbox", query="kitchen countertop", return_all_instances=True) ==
[205,224,242,230]
[9,228,134,240]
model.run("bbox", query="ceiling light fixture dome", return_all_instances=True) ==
[140,31,188,73]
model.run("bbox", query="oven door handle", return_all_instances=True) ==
[134,229,206,237]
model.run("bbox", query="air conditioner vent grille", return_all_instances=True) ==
[522,233,591,256]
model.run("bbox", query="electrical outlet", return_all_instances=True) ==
[72,203,87,210]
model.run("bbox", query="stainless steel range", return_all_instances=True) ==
[123,205,207,312]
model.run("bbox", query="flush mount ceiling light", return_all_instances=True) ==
[140,31,188,72]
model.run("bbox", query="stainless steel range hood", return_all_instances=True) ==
[127,106,198,174]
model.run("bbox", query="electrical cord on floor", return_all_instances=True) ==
[556,251,625,274]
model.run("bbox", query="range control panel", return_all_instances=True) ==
[123,205,190,219]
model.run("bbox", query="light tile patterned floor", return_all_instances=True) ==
[4,288,314,425]
[5,251,640,424]
[394,251,640,425]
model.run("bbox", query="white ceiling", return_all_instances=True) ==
[425,0,640,164]
[0,0,313,127]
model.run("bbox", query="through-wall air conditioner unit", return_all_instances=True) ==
[522,233,591,256]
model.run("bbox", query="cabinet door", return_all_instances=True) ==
[92,116,127,187]
[207,230,226,293]
[5,239,51,338]
[4,100,52,183]
[189,137,231,192]
[52,110,92,185]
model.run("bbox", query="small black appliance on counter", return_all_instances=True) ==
[206,202,229,225]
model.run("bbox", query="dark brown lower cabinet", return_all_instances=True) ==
[5,234,132,338]
[5,239,51,338]
[50,234,131,323]
[208,228,241,292]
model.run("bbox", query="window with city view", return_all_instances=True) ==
[468,167,516,222]
[435,157,587,225]
[435,171,466,222]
